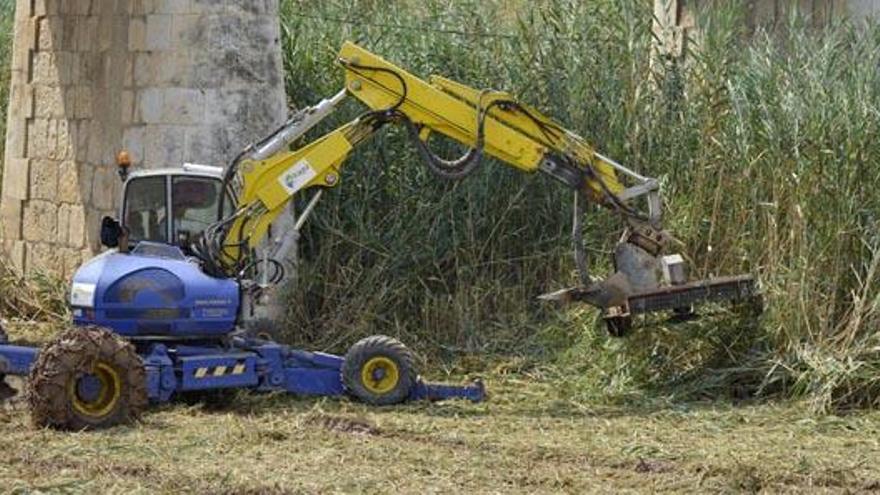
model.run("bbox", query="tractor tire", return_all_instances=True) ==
[0,321,13,401]
[342,335,417,405]
[27,326,148,430]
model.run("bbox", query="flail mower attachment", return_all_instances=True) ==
[540,228,762,336]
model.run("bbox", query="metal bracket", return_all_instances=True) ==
[538,156,584,189]
[592,152,663,225]
[248,89,349,162]
[411,378,486,402]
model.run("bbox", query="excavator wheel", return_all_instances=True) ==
[28,326,147,430]
[342,335,417,405]
[0,322,17,402]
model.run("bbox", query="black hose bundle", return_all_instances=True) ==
[199,59,651,291]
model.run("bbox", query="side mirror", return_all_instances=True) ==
[100,216,122,248]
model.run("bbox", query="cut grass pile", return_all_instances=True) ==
[1,375,878,494]
[0,260,68,326]
[0,5,878,492]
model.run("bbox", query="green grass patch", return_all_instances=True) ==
[0,0,13,175]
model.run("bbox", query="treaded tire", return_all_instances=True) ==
[27,326,147,430]
[0,322,14,401]
[342,335,417,405]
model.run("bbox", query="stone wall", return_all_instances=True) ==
[654,0,880,58]
[0,0,287,276]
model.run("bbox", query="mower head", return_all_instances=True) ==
[540,228,761,336]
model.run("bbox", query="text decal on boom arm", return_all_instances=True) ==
[278,159,317,195]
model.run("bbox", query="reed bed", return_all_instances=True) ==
[275,0,880,411]
[1,1,878,411]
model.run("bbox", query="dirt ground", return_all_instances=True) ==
[1,371,879,494]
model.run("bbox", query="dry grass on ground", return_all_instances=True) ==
[1,372,878,494]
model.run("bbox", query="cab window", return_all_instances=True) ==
[123,176,167,243]
[170,176,227,244]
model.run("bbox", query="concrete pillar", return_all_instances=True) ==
[652,0,684,59]
[848,0,880,19]
[0,0,287,276]
[653,0,880,59]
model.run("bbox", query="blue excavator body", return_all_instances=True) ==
[0,165,484,428]
[70,244,239,337]
[0,236,484,410]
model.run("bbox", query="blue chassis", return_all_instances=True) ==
[0,333,485,404]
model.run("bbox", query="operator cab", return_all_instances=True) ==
[114,163,233,253]
[73,160,241,337]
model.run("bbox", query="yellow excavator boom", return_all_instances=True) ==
[200,43,660,294]
[337,41,624,200]
[190,41,758,337]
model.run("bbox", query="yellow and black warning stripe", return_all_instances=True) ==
[193,362,248,378]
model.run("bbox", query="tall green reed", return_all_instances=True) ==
[274,0,880,410]
[0,0,14,176]
[0,0,876,410]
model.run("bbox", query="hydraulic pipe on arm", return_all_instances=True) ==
[199,41,670,306]
[197,42,759,334]
[334,42,668,309]
[199,110,390,279]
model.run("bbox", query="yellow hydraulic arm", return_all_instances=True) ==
[198,42,662,282]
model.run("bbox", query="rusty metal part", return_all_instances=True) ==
[604,314,632,337]
[623,274,758,315]
[540,274,760,316]
[624,226,666,256]
[539,271,632,308]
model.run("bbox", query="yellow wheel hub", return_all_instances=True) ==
[68,362,122,419]
[361,356,400,394]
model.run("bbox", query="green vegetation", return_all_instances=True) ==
[272,0,880,412]
[0,0,13,174]
[0,2,879,492]
[0,0,877,422]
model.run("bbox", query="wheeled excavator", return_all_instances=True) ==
[0,42,758,429]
